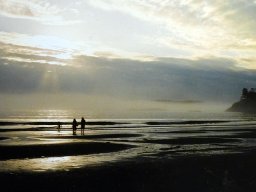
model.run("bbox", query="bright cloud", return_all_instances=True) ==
[0,0,256,69]
[0,0,80,25]
[0,31,81,66]
[87,0,256,56]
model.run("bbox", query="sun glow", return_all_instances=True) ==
[22,35,75,51]
[0,32,80,66]
[40,67,59,92]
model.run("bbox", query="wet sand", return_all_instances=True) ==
[146,120,230,125]
[1,151,256,192]
[1,119,256,191]
[0,137,8,140]
[140,137,241,145]
[0,142,133,160]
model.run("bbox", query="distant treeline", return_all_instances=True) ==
[241,88,256,100]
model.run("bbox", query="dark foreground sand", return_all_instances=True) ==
[1,119,256,192]
[1,151,256,192]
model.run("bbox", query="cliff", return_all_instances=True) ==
[227,88,256,113]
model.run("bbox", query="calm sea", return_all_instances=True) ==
[0,108,254,122]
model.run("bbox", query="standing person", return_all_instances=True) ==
[57,121,61,132]
[81,117,86,135]
[72,118,78,135]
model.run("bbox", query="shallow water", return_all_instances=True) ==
[1,109,256,172]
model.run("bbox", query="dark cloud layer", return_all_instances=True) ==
[1,51,256,102]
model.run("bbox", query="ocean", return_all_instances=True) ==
[1,108,256,173]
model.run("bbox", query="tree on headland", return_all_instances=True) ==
[241,88,248,100]
[228,87,256,113]
[240,88,256,101]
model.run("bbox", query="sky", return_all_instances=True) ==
[1,0,256,111]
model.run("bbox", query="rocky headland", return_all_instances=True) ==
[227,88,256,113]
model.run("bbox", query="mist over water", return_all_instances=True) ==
[0,93,233,120]
[1,94,256,173]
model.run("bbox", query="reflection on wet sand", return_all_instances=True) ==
[1,119,256,173]
[0,150,133,172]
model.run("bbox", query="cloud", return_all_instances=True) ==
[1,49,255,103]
[0,41,69,66]
[0,31,87,65]
[238,57,256,69]
[0,0,80,25]
[1,30,256,70]
[87,0,256,55]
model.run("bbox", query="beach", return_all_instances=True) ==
[1,151,256,192]
[1,115,256,192]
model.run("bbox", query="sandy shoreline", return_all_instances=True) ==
[0,142,134,160]
[1,151,256,192]
[1,119,256,191]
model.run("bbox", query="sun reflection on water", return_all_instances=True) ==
[0,148,136,172]
[37,109,70,119]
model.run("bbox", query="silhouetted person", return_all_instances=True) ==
[57,121,61,132]
[72,119,78,135]
[81,117,86,135]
